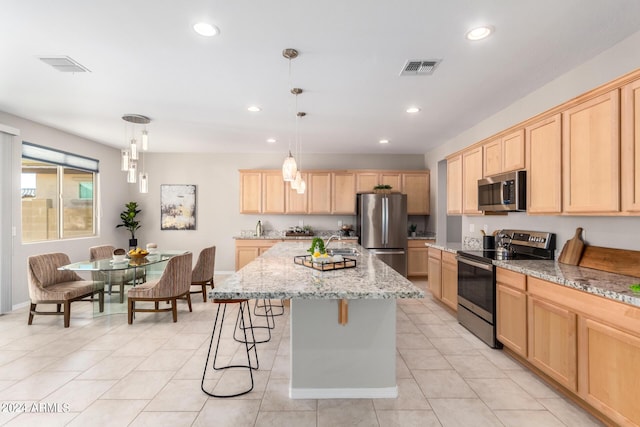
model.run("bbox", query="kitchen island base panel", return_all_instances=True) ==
[289,299,397,399]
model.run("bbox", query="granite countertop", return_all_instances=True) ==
[425,242,640,308]
[210,241,425,300]
[495,260,640,307]
[425,242,463,254]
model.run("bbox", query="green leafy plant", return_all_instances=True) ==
[116,201,141,239]
[307,237,326,255]
[409,224,417,232]
[373,184,392,190]
[630,284,640,293]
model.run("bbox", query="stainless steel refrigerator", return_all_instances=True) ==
[356,193,408,276]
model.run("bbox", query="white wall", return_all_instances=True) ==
[0,112,129,308]
[134,152,427,272]
[424,29,640,250]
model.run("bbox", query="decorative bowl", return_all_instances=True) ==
[128,251,148,260]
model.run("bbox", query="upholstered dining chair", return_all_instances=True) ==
[127,252,193,324]
[27,252,104,328]
[191,245,215,302]
[89,245,136,303]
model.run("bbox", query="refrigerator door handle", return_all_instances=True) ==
[370,250,405,255]
[384,196,389,245]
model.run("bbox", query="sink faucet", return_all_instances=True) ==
[325,234,342,248]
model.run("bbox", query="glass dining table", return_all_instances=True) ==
[59,250,187,316]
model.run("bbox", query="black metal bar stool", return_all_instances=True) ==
[201,299,259,398]
[239,299,276,343]
[254,298,285,317]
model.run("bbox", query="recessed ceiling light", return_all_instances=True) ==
[406,107,421,114]
[193,22,219,37]
[379,139,390,144]
[267,138,276,143]
[466,25,494,41]
[247,106,261,112]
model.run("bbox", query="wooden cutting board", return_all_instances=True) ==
[558,227,585,265]
[579,246,640,278]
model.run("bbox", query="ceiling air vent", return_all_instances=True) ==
[38,56,91,73]
[400,59,440,76]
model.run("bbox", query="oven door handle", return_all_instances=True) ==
[456,256,493,271]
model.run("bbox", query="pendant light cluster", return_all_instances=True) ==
[281,48,307,194]
[121,114,151,193]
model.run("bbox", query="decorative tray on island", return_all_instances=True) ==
[294,255,357,271]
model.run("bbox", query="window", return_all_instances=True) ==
[21,142,99,243]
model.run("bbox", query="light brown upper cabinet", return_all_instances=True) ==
[241,169,429,214]
[285,172,308,214]
[332,172,356,214]
[462,147,483,215]
[355,171,402,193]
[308,172,332,214]
[562,90,620,214]
[446,154,463,215]
[380,172,402,191]
[622,78,640,213]
[483,129,525,177]
[262,171,286,214]
[239,171,261,213]
[402,172,430,214]
[526,114,562,214]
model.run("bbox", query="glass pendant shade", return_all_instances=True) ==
[130,139,138,160]
[139,172,149,193]
[296,178,306,194]
[282,151,297,181]
[127,161,137,183]
[121,149,130,171]
[292,171,302,190]
[141,130,148,151]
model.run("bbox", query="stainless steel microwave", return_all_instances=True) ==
[477,170,526,212]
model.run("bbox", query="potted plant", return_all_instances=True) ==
[116,201,141,248]
[373,184,392,194]
[409,224,417,237]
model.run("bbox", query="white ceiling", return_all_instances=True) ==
[2,0,640,155]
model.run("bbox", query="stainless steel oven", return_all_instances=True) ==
[457,254,498,348]
[456,229,556,348]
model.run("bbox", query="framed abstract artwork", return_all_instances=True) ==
[160,184,196,230]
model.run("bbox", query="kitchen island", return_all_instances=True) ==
[210,241,424,399]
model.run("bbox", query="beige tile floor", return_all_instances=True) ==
[0,279,604,427]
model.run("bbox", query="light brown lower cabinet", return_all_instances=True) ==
[496,268,527,358]
[407,240,433,277]
[440,252,457,311]
[501,274,640,426]
[528,293,578,392]
[427,248,442,299]
[235,239,283,271]
[579,317,640,426]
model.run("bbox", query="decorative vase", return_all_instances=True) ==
[129,238,138,249]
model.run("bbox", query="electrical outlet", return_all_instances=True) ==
[338,220,343,227]
[298,219,304,227]
[469,224,475,233]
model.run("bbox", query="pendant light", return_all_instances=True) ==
[281,48,299,182]
[122,114,151,192]
[295,111,306,194]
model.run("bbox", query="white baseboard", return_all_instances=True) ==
[289,386,398,399]
[11,300,30,311]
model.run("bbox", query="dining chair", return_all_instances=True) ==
[89,245,136,303]
[127,252,193,324]
[191,245,215,302]
[27,252,104,328]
